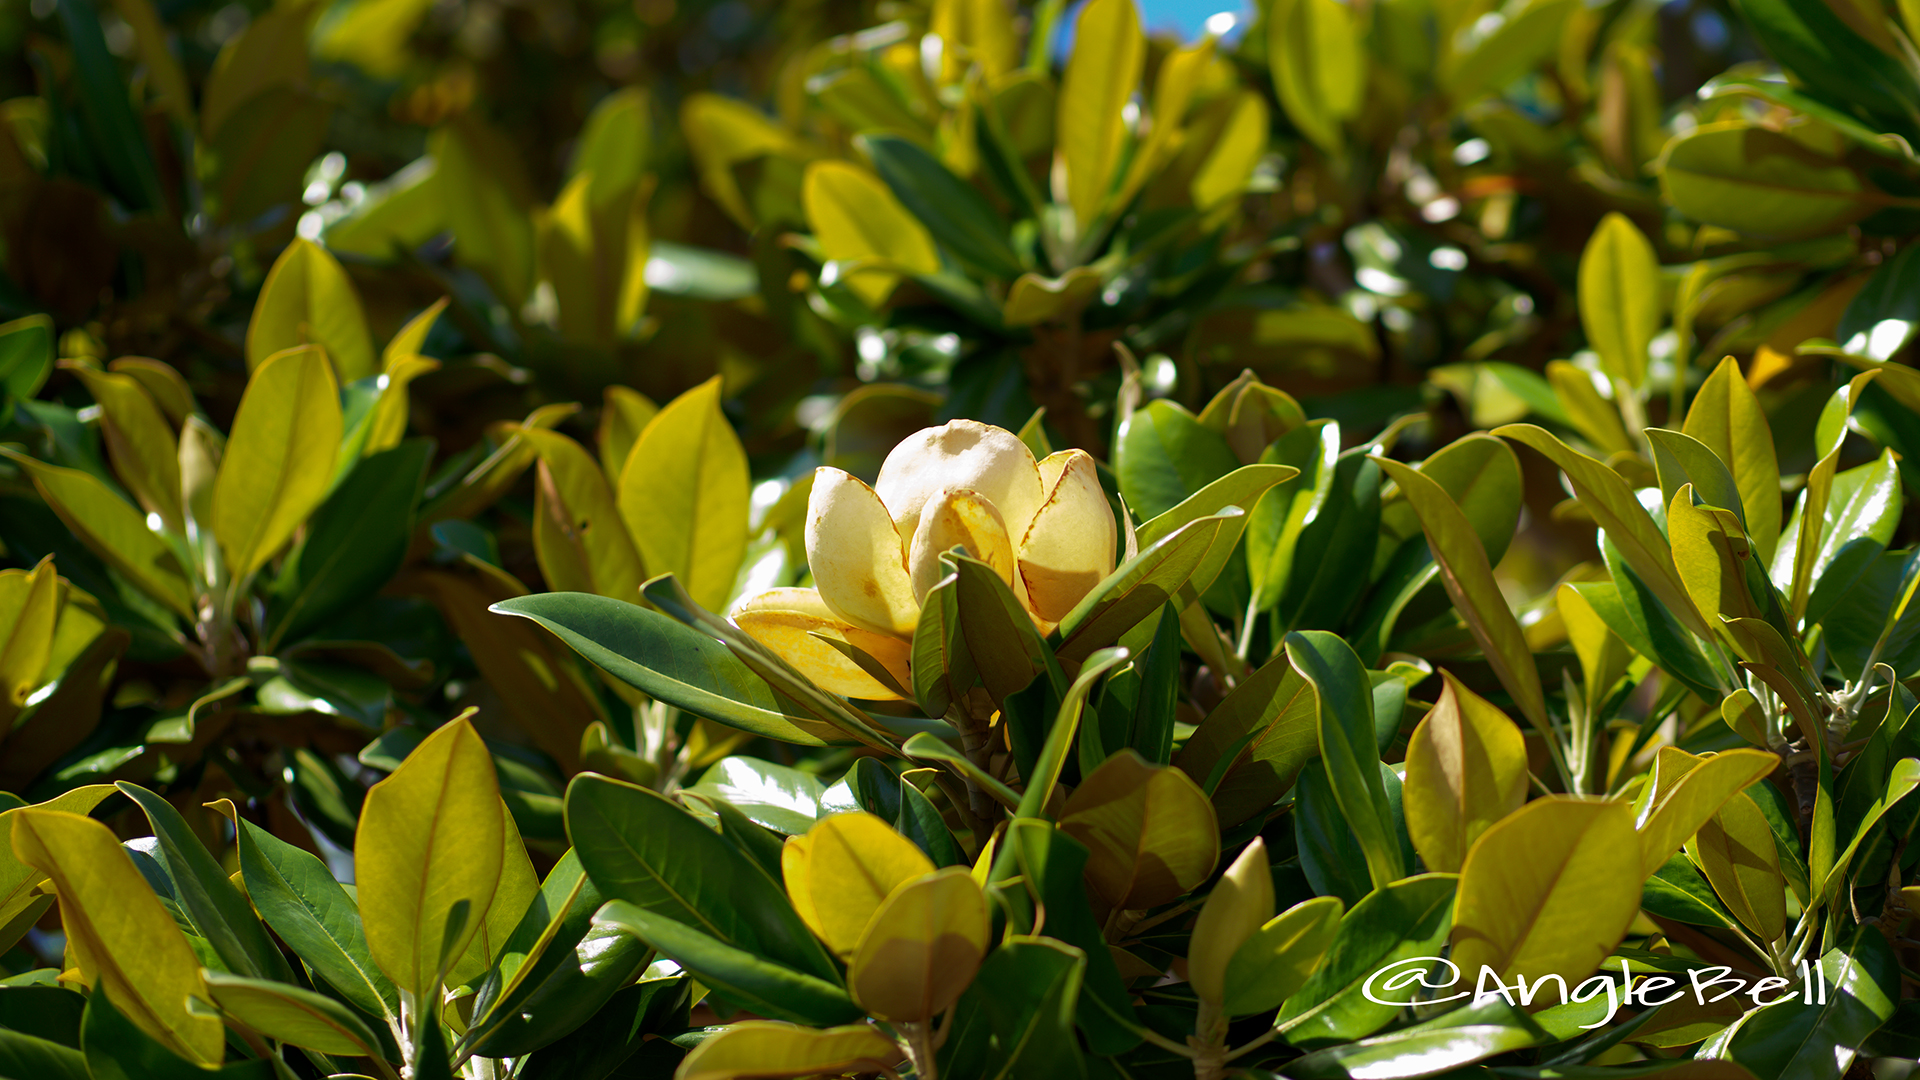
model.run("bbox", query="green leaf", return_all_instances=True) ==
[1836,241,1920,361]
[860,134,1023,279]
[266,440,430,649]
[819,758,965,868]
[0,314,54,401]
[66,366,184,534]
[54,0,164,211]
[202,970,382,1056]
[1641,852,1742,929]
[113,784,294,985]
[592,900,861,1027]
[1816,757,1920,904]
[490,592,829,746]
[687,756,825,835]
[525,428,647,605]
[1380,433,1525,566]
[1403,672,1529,874]
[1578,213,1660,389]
[1442,0,1578,104]
[1730,0,1920,130]
[1292,758,1375,905]
[1658,121,1878,240]
[245,238,377,381]
[1648,429,1746,533]
[467,918,649,1057]
[512,969,690,1080]
[1497,424,1711,639]
[939,937,1087,1080]
[1117,400,1242,522]
[563,773,838,982]
[1288,995,1548,1079]
[910,568,977,720]
[950,550,1058,706]
[1375,456,1548,735]
[1247,421,1340,614]
[211,345,344,580]
[1803,450,1903,624]
[80,990,274,1080]
[208,798,397,1019]
[0,451,195,619]
[1286,631,1402,889]
[1174,650,1318,827]
[1279,874,1458,1046]
[1016,647,1133,819]
[355,717,506,1000]
[1699,924,1898,1080]
[0,1027,87,1080]
[1278,449,1382,629]
[1222,895,1343,1018]
[1091,598,1183,766]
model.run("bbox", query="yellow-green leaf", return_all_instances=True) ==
[1450,797,1640,989]
[1495,424,1713,640]
[0,786,116,932]
[446,796,539,988]
[1683,357,1783,564]
[0,557,60,719]
[1373,456,1547,735]
[1634,747,1779,880]
[1188,837,1274,1005]
[431,117,538,307]
[617,375,749,612]
[108,357,196,428]
[1222,894,1343,1018]
[803,160,939,307]
[522,428,645,603]
[1403,672,1528,874]
[847,866,989,1021]
[0,451,195,618]
[203,970,382,1056]
[354,716,506,999]
[1577,212,1659,389]
[1060,749,1219,910]
[11,809,224,1064]
[1190,90,1269,210]
[1658,121,1878,240]
[1687,791,1786,944]
[1546,360,1634,456]
[677,1021,902,1080]
[1116,37,1213,207]
[211,345,343,580]
[245,239,376,381]
[67,366,184,533]
[364,299,446,455]
[1557,583,1630,720]
[597,386,660,480]
[782,812,935,958]
[1267,0,1362,156]
[1057,0,1144,228]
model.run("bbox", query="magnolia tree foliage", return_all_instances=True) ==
[2,0,1920,1077]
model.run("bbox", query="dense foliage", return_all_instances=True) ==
[2,0,1920,1076]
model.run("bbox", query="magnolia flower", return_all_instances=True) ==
[732,420,1118,701]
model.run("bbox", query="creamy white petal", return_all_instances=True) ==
[805,468,920,637]
[732,587,910,700]
[1018,449,1117,622]
[873,420,1045,545]
[907,488,1016,602]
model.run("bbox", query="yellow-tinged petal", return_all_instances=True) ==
[806,468,920,637]
[781,812,936,957]
[1019,448,1117,621]
[873,420,1045,545]
[677,1021,902,1080]
[1188,838,1273,1005]
[848,866,989,1021]
[907,487,1016,602]
[733,588,911,700]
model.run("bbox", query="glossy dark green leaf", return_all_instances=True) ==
[860,134,1025,279]
[591,900,861,1027]
[1117,399,1242,521]
[1288,995,1548,1079]
[1247,420,1341,612]
[985,819,1139,1055]
[818,758,964,867]
[54,0,163,211]
[1801,450,1902,625]
[514,969,692,1080]
[685,755,824,836]
[1091,600,1182,767]
[468,920,649,1056]
[115,784,294,985]
[1599,539,1725,702]
[1648,430,1746,533]
[939,937,1088,1080]
[1292,759,1373,906]
[0,1028,87,1080]
[1641,853,1740,929]
[0,985,84,1048]
[910,567,977,719]
[952,550,1059,705]
[0,315,54,402]
[491,592,828,746]
[563,773,837,982]
[1288,632,1402,888]
[1699,925,1898,1080]
[1730,0,1920,132]
[265,440,431,650]
[215,799,397,1019]
[1280,449,1382,630]
[1279,873,1458,1046]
